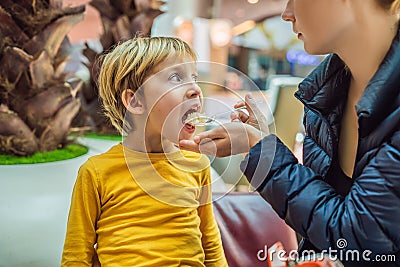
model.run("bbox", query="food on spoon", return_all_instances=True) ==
[185,112,210,125]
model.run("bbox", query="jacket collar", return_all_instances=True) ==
[296,27,400,136]
[296,54,350,116]
[356,27,400,136]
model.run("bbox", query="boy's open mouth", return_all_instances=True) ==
[182,108,199,130]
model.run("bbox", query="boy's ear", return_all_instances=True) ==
[122,89,144,114]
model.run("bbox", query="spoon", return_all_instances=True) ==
[185,106,248,126]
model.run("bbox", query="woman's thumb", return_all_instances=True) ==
[245,93,269,134]
[245,93,259,115]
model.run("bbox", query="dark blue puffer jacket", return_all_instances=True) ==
[241,31,400,266]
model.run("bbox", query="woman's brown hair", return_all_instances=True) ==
[376,0,400,12]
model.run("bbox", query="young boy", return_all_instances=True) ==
[61,37,227,266]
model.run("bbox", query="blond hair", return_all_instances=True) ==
[97,37,197,134]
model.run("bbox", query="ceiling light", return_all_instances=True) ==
[232,20,256,36]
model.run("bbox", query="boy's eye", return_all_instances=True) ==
[170,73,182,82]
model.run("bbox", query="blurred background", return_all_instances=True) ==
[64,0,323,84]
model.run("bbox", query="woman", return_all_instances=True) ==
[180,0,400,266]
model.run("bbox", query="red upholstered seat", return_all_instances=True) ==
[212,192,298,267]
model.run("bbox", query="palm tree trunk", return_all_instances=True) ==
[0,0,85,156]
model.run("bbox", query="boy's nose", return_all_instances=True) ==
[281,0,295,23]
[186,83,202,99]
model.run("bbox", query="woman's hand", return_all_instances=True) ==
[179,93,268,157]
[179,122,264,157]
[231,94,269,133]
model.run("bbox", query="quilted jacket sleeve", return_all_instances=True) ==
[240,132,400,256]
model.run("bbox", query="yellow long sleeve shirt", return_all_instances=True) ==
[62,144,227,267]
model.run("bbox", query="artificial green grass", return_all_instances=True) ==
[0,144,88,165]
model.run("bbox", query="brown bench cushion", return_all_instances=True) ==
[212,192,298,267]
